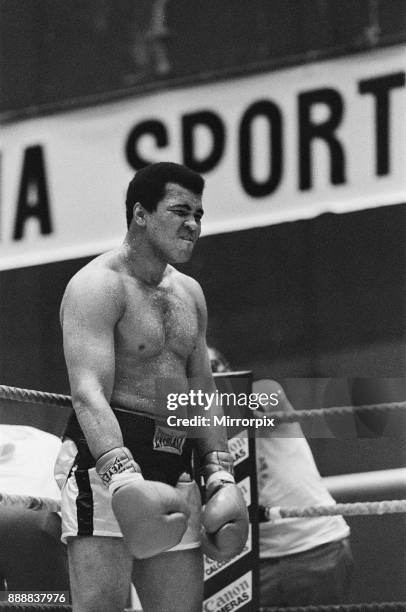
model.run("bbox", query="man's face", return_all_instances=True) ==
[145,182,204,263]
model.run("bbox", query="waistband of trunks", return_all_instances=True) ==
[63,409,195,486]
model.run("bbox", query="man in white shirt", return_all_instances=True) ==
[255,378,353,607]
[207,349,353,607]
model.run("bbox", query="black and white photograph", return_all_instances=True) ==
[1,2,405,611]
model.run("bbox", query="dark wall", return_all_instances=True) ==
[2,0,406,119]
[181,202,406,379]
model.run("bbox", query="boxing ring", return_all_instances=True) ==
[0,384,405,612]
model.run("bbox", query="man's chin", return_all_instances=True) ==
[171,252,193,264]
[170,248,195,264]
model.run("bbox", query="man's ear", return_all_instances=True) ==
[132,202,146,226]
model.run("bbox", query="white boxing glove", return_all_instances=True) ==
[96,447,190,558]
[200,451,249,561]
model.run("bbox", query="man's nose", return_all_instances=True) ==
[184,217,198,231]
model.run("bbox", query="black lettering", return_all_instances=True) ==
[239,100,282,197]
[13,145,52,240]
[298,88,345,190]
[182,111,225,173]
[359,72,405,176]
[125,120,168,170]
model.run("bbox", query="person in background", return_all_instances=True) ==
[207,348,353,607]
[0,425,69,592]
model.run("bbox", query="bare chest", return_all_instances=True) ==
[117,284,198,358]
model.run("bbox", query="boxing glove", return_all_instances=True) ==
[96,447,191,558]
[200,451,249,562]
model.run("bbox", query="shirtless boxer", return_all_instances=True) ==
[57,162,248,612]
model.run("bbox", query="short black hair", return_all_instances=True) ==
[125,162,205,228]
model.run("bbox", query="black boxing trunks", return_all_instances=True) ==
[55,410,201,549]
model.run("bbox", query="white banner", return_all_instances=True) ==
[1,45,405,270]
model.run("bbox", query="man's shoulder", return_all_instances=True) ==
[67,252,124,292]
[65,269,116,300]
[61,253,125,315]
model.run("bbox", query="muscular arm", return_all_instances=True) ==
[186,280,229,457]
[61,269,124,460]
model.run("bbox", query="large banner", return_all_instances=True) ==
[1,45,405,270]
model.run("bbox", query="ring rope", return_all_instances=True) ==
[0,385,168,422]
[0,604,404,612]
[2,388,406,517]
[0,492,61,513]
[260,499,406,521]
[260,603,406,611]
[0,385,72,408]
[260,402,406,423]
[2,489,406,522]
[0,603,404,611]
[0,385,405,424]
